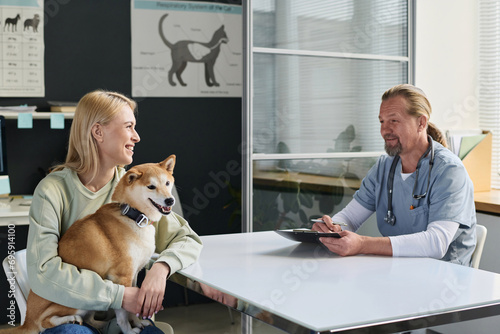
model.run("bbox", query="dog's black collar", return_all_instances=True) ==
[120,204,150,228]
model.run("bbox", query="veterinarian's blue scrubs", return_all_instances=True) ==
[353,140,476,265]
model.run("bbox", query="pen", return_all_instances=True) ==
[310,219,347,226]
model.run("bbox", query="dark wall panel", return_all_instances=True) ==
[0,1,242,321]
[0,0,242,234]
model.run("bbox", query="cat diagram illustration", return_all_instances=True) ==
[158,13,229,87]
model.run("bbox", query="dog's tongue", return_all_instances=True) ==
[150,199,173,215]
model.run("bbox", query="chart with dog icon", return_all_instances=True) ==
[0,0,44,97]
[131,0,242,97]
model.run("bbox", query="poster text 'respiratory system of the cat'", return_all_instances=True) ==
[131,0,242,98]
[0,0,44,97]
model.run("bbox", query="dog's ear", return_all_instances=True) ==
[160,155,176,174]
[126,169,143,184]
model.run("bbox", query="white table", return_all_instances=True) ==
[177,231,500,333]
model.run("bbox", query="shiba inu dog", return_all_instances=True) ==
[2,155,176,334]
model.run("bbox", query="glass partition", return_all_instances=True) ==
[246,0,412,232]
[252,157,377,232]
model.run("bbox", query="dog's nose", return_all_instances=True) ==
[165,198,175,206]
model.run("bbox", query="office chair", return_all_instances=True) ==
[170,185,183,217]
[2,248,28,325]
[471,224,487,269]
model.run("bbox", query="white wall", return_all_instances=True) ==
[416,1,500,282]
[415,0,479,132]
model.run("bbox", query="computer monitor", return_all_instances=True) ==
[0,115,8,176]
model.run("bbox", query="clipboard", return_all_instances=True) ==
[275,229,341,243]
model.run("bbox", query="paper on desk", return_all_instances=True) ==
[445,129,483,156]
[0,105,37,112]
[47,101,77,107]
[458,134,487,160]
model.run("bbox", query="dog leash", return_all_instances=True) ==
[120,204,151,228]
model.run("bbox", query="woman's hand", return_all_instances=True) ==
[137,262,170,319]
[122,262,170,319]
[122,286,141,315]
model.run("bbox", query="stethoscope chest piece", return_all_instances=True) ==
[385,209,396,225]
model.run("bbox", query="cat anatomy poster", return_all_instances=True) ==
[0,0,44,97]
[131,0,242,98]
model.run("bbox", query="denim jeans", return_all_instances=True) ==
[43,320,164,334]
[43,323,99,334]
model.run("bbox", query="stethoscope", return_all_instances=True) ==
[384,135,434,226]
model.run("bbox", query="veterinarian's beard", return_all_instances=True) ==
[384,141,402,156]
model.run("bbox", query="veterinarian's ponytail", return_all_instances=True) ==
[52,90,137,180]
[382,84,448,148]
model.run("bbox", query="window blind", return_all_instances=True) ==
[252,0,409,156]
[479,0,500,189]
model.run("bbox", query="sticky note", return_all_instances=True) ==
[0,175,11,195]
[50,113,65,129]
[17,113,33,129]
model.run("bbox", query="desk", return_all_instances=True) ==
[474,190,500,215]
[177,231,500,333]
[0,198,31,226]
[253,170,361,193]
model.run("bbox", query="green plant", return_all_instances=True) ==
[223,181,241,228]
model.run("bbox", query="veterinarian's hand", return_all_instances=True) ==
[319,230,364,256]
[137,262,171,319]
[311,215,342,233]
[319,231,393,257]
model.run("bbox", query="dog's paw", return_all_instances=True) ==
[133,318,152,329]
[121,330,138,334]
[50,314,83,327]
[74,315,84,326]
[141,318,152,328]
[69,315,83,326]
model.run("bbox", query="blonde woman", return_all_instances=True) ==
[27,90,202,333]
[313,84,476,266]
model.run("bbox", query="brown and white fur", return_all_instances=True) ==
[1,155,177,334]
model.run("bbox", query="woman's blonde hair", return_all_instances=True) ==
[52,90,137,179]
[382,84,447,147]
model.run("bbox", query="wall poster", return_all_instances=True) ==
[131,0,242,98]
[0,0,44,97]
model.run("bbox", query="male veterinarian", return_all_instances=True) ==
[312,84,476,266]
